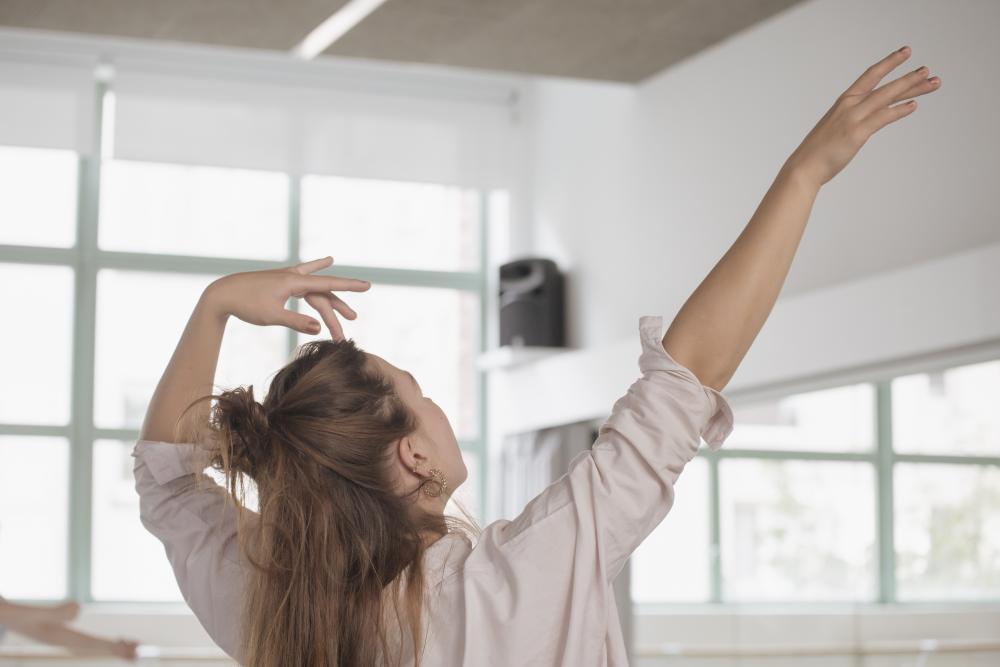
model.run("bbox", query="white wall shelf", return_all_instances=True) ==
[476,345,570,370]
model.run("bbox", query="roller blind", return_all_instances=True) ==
[111,67,517,189]
[0,60,96,153]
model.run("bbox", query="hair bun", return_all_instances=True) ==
[213,384,270,476]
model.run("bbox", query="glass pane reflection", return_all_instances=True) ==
[726,383,875,452]
[893,360,1000,455]
[0,436,69,599]
[94,269,288,430]
[895,463,1000,599]
[720,459,876,601]
[0,263,73,425]
[99,159,288,260]
[0,145,77,248]
[631,457,711,602]
[301,175,481,272]
[91,439,183,601]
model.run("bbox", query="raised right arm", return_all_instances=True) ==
[661,161,818,391]
[663,45,940,391]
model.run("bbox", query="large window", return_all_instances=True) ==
[632,366,1000,604]
[0,67,497,602]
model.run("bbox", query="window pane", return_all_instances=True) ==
[726,383,875,452]
[631,457,710,602]
[892,360,1000,455]
[0,436,68,599]
[895,463,1000,599]
[301,175,481,272]
[0,145,76,247]
[94,269,289,429]
[720,460,876,601]
[91,439,183,601]
[0,263,73,425]
[99,160,288,260]
[446,449,481,525]
[298,284,480,441]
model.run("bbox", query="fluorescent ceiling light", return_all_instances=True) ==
[291,0,390,60]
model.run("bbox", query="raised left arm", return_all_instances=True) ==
[138,289,229,443]
[139,256,367,443]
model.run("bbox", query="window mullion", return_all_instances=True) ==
[286,172,302,359]
[477,190,489,526]
[876,380,896,603]
[708,452,722,603]
[69,75,107,603]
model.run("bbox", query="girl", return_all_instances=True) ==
[133,46,940,666]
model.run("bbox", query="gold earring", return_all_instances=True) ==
[421,467,448,498]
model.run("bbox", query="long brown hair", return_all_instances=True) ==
[177,336,480,666]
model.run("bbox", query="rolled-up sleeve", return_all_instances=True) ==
[461,315,734,663]
[132,439,251,660]
[588,314,733,576]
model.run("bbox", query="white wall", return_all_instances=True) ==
[522,76,641,350]
[525,0,1000,352]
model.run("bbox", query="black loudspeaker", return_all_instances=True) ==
[499,258,565,347]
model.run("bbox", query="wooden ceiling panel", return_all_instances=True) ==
[0,0,808,82]
[322,0,806,82]
[0,0,347,51]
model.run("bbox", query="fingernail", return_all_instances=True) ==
[897,45,910,53]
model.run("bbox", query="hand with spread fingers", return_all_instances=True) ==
[204,256,371,341]
[785,45,942,189]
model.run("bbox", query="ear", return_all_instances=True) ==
[396,434,425,473]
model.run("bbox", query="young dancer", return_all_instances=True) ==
[133,46,940,666]
[0,595,138,661]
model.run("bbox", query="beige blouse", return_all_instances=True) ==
[133,314,735,665]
